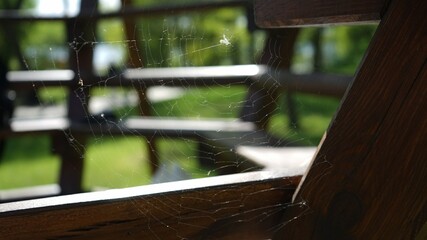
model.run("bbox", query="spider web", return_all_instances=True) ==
[0,0,372,237]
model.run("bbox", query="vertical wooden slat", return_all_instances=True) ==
[275,0,427,238]
[240,29,299,129]
[121,0,159,174]
[66,0,97,121]
[57,133,85,195]
[59,0,99,194]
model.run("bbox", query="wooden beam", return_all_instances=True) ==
[0,171,300,239]
[6,65,264,89]
[6,70,74,89]
[69,117,257,138]
[255,0,389,28]
[7,66,352,98]
[258,71,352,98]
[0,184,60,203]
[275,0,427,238]
[122,64,263,87]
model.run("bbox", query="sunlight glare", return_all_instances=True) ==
[36,0,80,16]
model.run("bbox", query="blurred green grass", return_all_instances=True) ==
[0,87,340,190]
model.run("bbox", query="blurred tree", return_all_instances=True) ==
[292,25,377,74]
[127,0,253,67]
[323,25,377,73]
[0,0,33,70]
[0,0,35,156]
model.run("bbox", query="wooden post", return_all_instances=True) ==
[56,133,85,195]
[59,0,98,194]
[66,0,97,122]
[274,0,427,238]
[240,29,299,129]
[121,0,159,175]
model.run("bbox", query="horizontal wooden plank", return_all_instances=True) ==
[9,117,69,132]
[6,70,74,89]
[7,66,351,98]
[72,117,257,138]
[124,117,256,132]
[1,116,257,139]
[255,0,388,27]
[0,170,300,239]
[6,65,265,89]
[120,64,265,87]
[0,184,60,203]
[0,117,69,138]
[236,146,317,173]
[257,71,352,98]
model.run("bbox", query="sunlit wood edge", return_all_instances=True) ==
[0,170,301,215]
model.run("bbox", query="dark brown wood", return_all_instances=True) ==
[241,29,299,129]
[255,0,388,28]
[0,171,300,239]
[256,70,352,98]
[65,0,96,122]
[274,0,427,238]
[2,0,425,239]
[56,133,85,195]
[58,0,98,195]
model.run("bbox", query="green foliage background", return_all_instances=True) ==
[0,0,377,190]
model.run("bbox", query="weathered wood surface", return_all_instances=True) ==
[0,171,300,240]
[255,0,388,28]
[271,0,427,238]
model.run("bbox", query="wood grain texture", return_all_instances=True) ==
[275,0,427,238]
[0,171,300,239]
[255,0,388,27]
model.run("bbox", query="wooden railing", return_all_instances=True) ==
[1,0,352,200]
[1,0,263,197]
[0,0,425,238]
